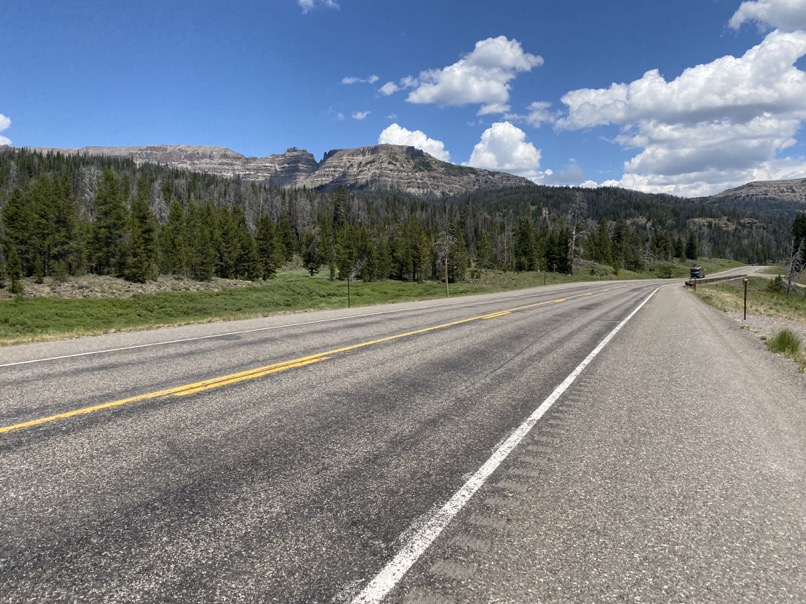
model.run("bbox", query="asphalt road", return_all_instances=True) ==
[1,277,803,602]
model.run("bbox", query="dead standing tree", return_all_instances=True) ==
[567,192,587,275]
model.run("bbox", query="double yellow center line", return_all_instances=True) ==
[1,288,613,434]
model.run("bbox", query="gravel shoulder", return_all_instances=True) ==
[388,284,806,603]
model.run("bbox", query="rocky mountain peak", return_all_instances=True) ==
[30,143,534,197]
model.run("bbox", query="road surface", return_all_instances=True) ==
[0,277,803,602]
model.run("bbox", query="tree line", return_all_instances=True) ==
[0,148,797,293]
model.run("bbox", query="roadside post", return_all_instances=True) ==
[743,278,748,320]
[347,274,351,309]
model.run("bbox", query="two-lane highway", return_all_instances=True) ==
[7,276,804,602]
[0,279,662,602]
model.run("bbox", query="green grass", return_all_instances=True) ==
[0,269,590,345]
[694,277,806,371]
[694,277,806,320]
[0,259,745,346]
[766,329,801,356]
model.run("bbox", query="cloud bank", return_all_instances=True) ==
[730,0,806,32]
[380,37,542,116]
[466,122,542,181]
[559,30,806,196]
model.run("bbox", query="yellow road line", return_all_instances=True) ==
[481,311,512,319]
[1,286,621,434]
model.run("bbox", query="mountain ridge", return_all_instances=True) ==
[29,143,534,196]
[713,177,806,204]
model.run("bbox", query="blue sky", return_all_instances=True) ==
[2,0,805,196]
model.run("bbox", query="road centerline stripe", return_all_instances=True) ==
[0,286,623,435]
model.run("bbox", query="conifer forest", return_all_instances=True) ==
[0,148,795,288]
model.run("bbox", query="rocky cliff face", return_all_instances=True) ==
[32,143,533,196]
[34,144,319,186]
[713,178,806,205]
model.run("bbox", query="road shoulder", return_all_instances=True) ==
[389,284,806,603]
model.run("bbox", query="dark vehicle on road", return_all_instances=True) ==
[690,266,705,279]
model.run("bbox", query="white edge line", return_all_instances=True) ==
[350,286,661,604]
[1,284,616,369]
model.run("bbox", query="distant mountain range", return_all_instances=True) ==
[26,143,806,209]
[712,178,806,204]
[31,144,533,197]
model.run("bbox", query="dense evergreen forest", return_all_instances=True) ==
[0,148,795,289]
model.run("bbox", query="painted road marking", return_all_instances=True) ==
[0,287,624,435]
[350,287,661,604]
[0,285,626,368]
[481,311,511,319]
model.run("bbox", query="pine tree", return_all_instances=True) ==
[89,168,129,276]
[377,234,393,280]
[0,246,7,288]
[685,231,699,261]
[514,216,537,271]
[278,215,295,261]
[448,223,468,282]
[336,224,357,280]
[8,244,23,295]
[124,181,159,282]
[476,230,493,270]
[187,201,217,281]
[159,198,189,276]
[255,213,284,279]
[215,207,237,278]
[232,208,260,280]
[302,230,323,276]
[1,188,35,275]
[674,235,685,259]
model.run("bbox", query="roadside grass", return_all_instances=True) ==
[0,258,743,346]
[694,277,806,320]
[766,329,801,356]
[694,277,806,371]
[0,269,580,345]
[761,265,788,276]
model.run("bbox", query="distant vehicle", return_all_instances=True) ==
[690,266,705,279]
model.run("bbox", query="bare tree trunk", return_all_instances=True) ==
[787,237,805,295]
[567,193,587,275]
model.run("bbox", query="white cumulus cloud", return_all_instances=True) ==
[298,0,338,14]
[400,37,542,112]
[378,76,417,97]
[466,122,542,181]
[342,75,379,85]
[730,0,806,32]
[378,123,450,161]
[352,111,371,120]
[0,113,11,146]
[558,30,806,196]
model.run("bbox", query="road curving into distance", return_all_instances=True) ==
[1,274,803,602]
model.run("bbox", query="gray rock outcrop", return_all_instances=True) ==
[31,143,533,197]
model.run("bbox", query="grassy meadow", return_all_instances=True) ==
[694,273,806,370]
[0,259,743,346]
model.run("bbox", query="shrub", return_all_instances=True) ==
[767,275,786,294]
[766,329,801,356]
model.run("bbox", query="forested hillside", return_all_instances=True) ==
[0,148,794,289]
